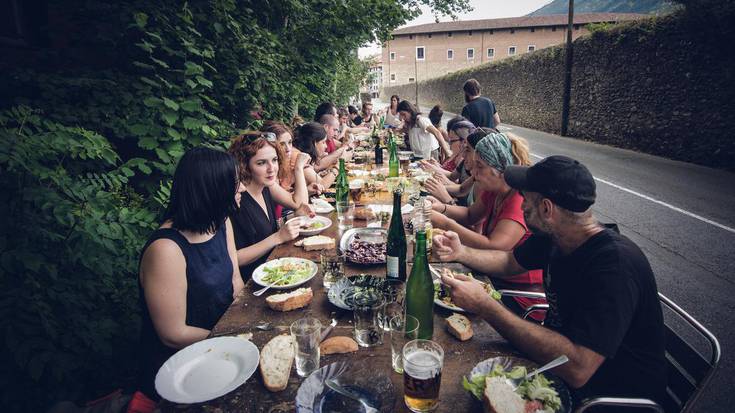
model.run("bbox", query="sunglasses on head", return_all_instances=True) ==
[242,131,277,143]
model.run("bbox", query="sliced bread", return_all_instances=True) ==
[265,287,313,312]
[259,334,295,392]
[483,376,525,413]
[446,313,473,341]
[302,235,335,251]
[319,336,359,355]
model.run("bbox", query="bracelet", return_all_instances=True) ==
[442,203,448,213]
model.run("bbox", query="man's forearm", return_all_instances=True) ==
[457,247,510,274]
[315,149,342,171]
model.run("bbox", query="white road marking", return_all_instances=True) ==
[529,153,735,234]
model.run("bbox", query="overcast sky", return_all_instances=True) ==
[359,0,552,58]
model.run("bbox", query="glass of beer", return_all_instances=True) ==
[349,180,364,203]
[403,339,444,412]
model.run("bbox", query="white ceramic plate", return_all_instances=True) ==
[311,198,334,214]
[433,279,466,313]
[252,257,318,290]
[155,336,259,404]
[288,215,332,236]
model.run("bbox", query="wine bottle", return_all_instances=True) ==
[335,158,349,203]
[374,138,383,165]
[405,229,433,339]
[386,189,407,281]
[388,140,399,178]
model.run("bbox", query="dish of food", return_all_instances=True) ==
[252,258,318,290]
[288,215,332,236]
[327,275,386,310]
[340,228,387,264]
[432,268,501,313]
[463,356,570,413]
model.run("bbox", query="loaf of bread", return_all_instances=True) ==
[446,313,473,341]
[259,334,295,392]
[301,235,335,251]
[483,376,525,413]
[354,207,377,220]
[319,336,359,355]
[265,287,313,311]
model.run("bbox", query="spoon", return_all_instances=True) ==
[325,379,379,413]
[509,355,569,390]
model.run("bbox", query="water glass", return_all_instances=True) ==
[290,317,322,377]
[389,315,419,374]
[320,252,344,289]
[353,294,384,347]
[336,201,354,230]
[380,278,406,331]
[403,340,444,412]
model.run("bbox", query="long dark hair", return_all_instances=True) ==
[314,102,337,121]
[293,121,326,164]
[396,100,420,128]
[164,147,239,234]
[390,95,400,110]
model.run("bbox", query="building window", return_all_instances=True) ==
[467,48,474,60]
[574,25,579,30]
[447,49,454,60]
[552,26,557,32]
[530,27,535,33]
[468,30,472,36]
[508,46,516,56]
[428,34,432,38]
[409,35,413,39]
[489,29,494,35]
[416,46,425,61]
[487,48,495,58]
[448,32,452,37]
[528,45,535,52]
[510,28,515,34]
[408,77,415,83]
[390,52,395,61]
[390,74,396,82]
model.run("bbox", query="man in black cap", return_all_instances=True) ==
[434,155,666,405]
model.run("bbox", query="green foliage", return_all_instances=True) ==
[0,0,472,410]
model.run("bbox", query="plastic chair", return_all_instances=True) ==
[574,293,721,412]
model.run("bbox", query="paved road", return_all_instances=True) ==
[373,99,735,410]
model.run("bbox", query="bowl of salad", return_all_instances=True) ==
[252,258,318,290]
[463,356,571,413]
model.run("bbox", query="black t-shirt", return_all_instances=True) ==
[513,229,666,404]
[461,96,497,128]
[231,187,278,281]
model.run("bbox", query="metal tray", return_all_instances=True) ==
[339,227,387,252]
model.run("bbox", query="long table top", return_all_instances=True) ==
[161,211,531,412]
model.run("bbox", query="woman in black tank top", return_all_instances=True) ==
[133,148,244,404]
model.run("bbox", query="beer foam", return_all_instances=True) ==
[403,350,441,380]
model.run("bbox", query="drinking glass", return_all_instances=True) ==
[352,294,384,347]
[349,181,364,204]
[380,278,406,331]
[403,340,444,412]
[290,317,322,377]
[389,315,419,374]
[320,252,344,289]
[336,201,354,230]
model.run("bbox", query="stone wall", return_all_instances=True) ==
[384,14,735,170]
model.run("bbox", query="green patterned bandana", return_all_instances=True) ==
[475,132,513,172]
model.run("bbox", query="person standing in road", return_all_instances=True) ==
[461,78,501,129]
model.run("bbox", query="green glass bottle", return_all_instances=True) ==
[406,229,433,339]
[386,190,407,281]
[388,140,399,178]
[335,159,349,203]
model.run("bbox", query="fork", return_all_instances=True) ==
[325,379,379,413]
[253,270,294,296]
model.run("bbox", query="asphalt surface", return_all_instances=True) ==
[374,100,735,410]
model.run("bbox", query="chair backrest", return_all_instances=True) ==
[659,293,720,412]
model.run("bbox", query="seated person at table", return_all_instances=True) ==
[337,107,368,141]
[358,101,379,128]
[228,132,314,281]
[434,155,666,405]
[348,105,362,126]
[134,147,245,403]
[260,121,323,196]
[314,114,352,171]
[421,116,475,178]
[313,101,337,121]
[397,100,451,161]
[431,131,544,318]
[294,121,343,191]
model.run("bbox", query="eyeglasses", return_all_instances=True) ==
[242,131,277,143]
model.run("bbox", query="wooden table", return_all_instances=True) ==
[162,213,529,413]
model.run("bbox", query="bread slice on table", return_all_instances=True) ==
[483,376,525,413]
[266,287,313,311]
[446,313,473,341]
[319,336,359,355]
[259,334,295,392]
[302,235,335,251]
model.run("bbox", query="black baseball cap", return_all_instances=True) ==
[504,155,596,212]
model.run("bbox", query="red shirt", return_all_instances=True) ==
[325,137,337,154]
[480,190,545,317]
